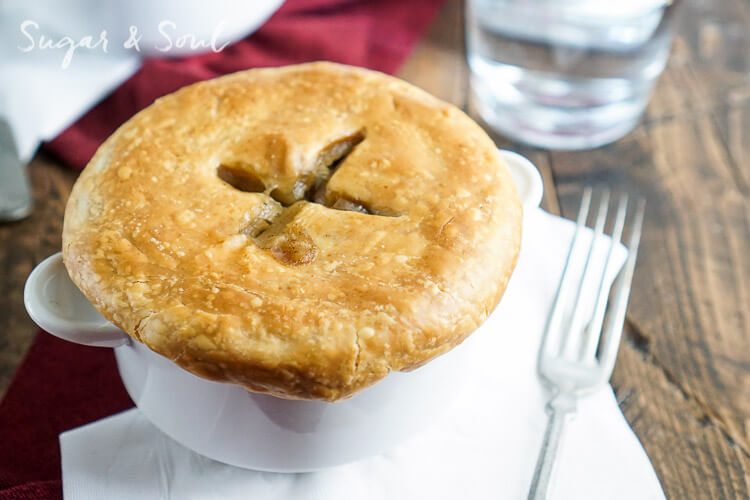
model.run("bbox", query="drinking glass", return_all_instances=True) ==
[466,0,679,150]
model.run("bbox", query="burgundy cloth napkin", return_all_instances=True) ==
[0,1,443,498]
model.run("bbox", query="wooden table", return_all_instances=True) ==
[1,1,747,497]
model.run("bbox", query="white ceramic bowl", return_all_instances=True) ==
[24,150,542,472]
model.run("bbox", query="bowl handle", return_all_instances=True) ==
[499,149,544,211]
[24,252,130,348]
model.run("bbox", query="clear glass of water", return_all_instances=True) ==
[466,0,679,150]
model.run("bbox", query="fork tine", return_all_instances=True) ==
[561,189,610,359]
[529,192,645,500]
[597,198,646,381]
[539,188,592,362]
[579,193,628,361]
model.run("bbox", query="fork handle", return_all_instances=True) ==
[527,393,577,500]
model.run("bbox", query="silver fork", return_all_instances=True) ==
[527,187,645,500]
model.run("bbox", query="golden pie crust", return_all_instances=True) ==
[62,62,522,401]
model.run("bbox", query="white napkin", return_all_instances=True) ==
[0,3,141,163]
[60,208,664,500]
[0,0,140,163]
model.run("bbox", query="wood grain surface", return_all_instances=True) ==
[0,155,75,394]
[1,0,748,498]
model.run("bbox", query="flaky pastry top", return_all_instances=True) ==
[62,62,522,400]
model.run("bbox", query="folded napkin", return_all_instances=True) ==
[0,2,141,163]
[59,209,665,500]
